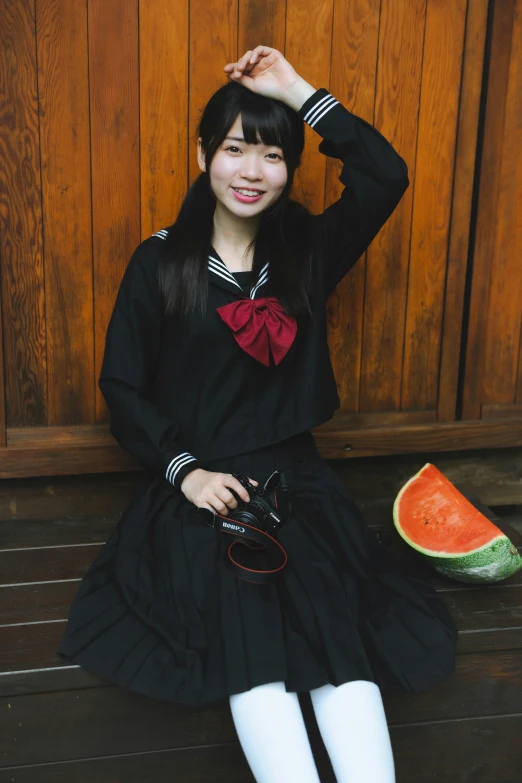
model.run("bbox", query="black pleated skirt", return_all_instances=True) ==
[58,431,459,707]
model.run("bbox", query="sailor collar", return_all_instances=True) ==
[152,229,294,365]
[152,229,269,300]
[208,247,269,299]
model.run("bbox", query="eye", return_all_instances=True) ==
[224,146,283,160]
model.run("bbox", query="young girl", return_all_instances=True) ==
[59,46,458,782]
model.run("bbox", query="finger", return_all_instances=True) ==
[249,46,264,63]
[248,477,259,486]
[216,488,238,509]
[211,496,229,516]
[230,478,251,503]
[223,61,241,76]
[238,50,253,69]
[250,45,275,60]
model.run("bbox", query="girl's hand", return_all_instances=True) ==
[180,468,259,515]
[223,46,300,102]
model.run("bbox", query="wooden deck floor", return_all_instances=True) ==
[0,464,521,782]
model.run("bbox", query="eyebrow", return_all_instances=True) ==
[224,136,281,148]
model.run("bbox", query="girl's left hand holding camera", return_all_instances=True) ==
[223,45,316,111]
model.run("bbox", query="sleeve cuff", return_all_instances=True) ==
[297,88,343,134]
[298,87,409,183]
[165,453,202,488]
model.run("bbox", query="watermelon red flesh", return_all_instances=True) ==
[394,463,504,555]
[393,463,522,584]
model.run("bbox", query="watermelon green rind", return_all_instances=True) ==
[418,538,522,583]
[393,463,522,583]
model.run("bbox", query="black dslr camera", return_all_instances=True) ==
[226,471,285,536]
[197,470,291,584]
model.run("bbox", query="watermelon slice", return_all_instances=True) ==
[393,463,522,584]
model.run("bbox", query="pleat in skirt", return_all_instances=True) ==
[58,430,459,706]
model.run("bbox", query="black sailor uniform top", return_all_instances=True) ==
[98,88,409,489]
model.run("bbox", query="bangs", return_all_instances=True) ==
[238,99,294,157]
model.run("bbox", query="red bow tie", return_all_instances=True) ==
[216,296,297,366]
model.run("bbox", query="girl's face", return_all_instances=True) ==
[197,114,288,218]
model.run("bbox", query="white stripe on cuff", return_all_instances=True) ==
[166,453,197,484]
[303,93,339,128]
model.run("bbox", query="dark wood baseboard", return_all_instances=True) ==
[1,415,521,478]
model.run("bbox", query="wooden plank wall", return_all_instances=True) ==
[464,0,522,423]
[4,0,520,481]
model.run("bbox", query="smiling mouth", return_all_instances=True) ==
[232,187,266,195]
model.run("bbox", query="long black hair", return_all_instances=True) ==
[158,80,314,321]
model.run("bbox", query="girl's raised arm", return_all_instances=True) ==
[297,87,409,297]
[224,48,409,299]
[98,240,202,489]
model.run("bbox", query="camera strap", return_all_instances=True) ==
[199,470,292,586]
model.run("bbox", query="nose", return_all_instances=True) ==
[239,151,263,180]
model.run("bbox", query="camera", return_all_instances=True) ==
[226,471,284,537]
[196,469,291,584]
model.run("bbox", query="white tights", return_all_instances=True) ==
[229,680,395,783]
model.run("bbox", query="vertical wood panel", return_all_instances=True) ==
[88,0,140,424]
[285,0,333,217]
[481,2,522,406]
[437,0,489,423]
[239,0,286,56]
[188,0,238,187]
[0,0,512,472]
[0,248,4,445]
[325,0,380,409]
[519,299,522,405]
[402,0,467,410]
[360,0,426,411]
[36,0,93,424]
[463,0,515,420]
[140,0,189,237]
[0,0,47,426]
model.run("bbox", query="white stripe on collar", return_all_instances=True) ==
[208,255,243,289]
[150,231,269,299]
[208,255,269,300]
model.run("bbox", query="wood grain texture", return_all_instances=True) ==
[285,0,333,216]
[2,0,518,472]
[0,474,520,780]
[312,414,522,459]
[1,417,522,478]
[0,651,520,767]
[88,0,140,425]
[326,0,380,409]
[360,0,425,412]
[481,2,522,406]
[239,0,286,62]
[463,0,516,419]
[402,0,467,411]
[36,0,94,424]
[0,282,4,447]
[0,0,47,427]
[140,0,189,236]
[438,0,489,423]
[188,0,238,186]
[0,720,520,783]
